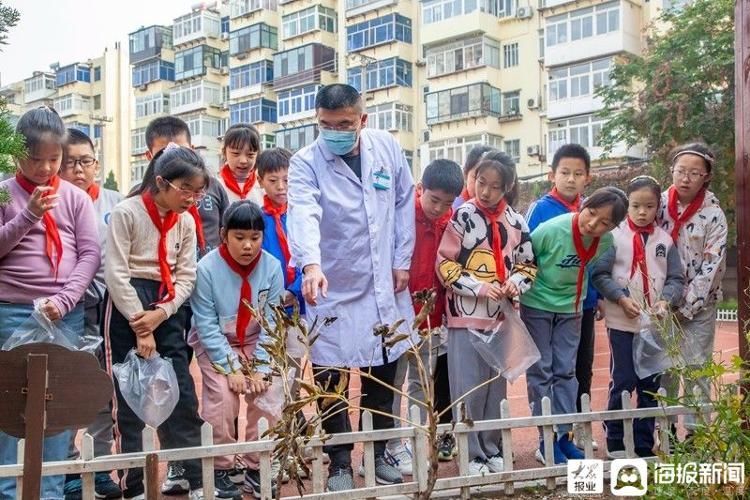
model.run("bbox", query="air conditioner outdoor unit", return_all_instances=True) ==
[221,66,229,75]
[516,6,533,19]
[222,102,229,110]
[527,144,541,156]
[138,84,148,92]
[236,52,247,60]
[527,97,539,110]
[221,32,229,40]
[422,129,430,143]
[415,59,426,68]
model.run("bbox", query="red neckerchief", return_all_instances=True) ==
[460,187,470,202]
[262,195,295,285]
[86,183,100,201]
[16,173,63,278]
[187,205,206,254]
[572,212,600,311]
[415,194,452,250]
[627,217,655,306]
[549,187,581,213]
[219,243,262,348]
[221,164,256,200]
[474,200,508,282]
[667,185,705,242]
[142,191,179,304]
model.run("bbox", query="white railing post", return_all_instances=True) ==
[455,402,470,500]
[541,397,555,491]
[311,421,325,494]
[142,426,158,497]
[201,422,215,500]
[580,393,595,459]
[16,438,24,497]
[621,391,636,458]
[81,433,95,500]
[361,410,376,492]
[500,399,514,496]
[258,418,272,500]
[410,404,429,492]
[656,388,671,455]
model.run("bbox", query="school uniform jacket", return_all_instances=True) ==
[86,187,124,308]
[288,128,416,367]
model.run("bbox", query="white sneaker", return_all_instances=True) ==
[573,424,599,450]
[534,448,546,465]
[606,449,627,460]
[467,458,490,476]
[486,454,505,473]
[188,488,205,500]
[384,441,413,476]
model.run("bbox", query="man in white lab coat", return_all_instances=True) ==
[288,84,416,491]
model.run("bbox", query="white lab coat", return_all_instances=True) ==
[288,128,416,367]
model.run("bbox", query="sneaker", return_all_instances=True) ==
[558,432,585,460]
[437,434,457,461]
[384,441,413,475]
[359,455,404,485]
[214,470,242,499]
[573,424,599,450]
[486,453,505,473]
[228,463,246,485]
[63,478,82,500]
[161,461,190,495]
[124,495,145,500]
[94,472,123,499]
[535,440,567,465]
[468,458,490,475]
[189,488,206,500]
[243,468,278,498]
[606,439,627,460]
[326,464,354,492]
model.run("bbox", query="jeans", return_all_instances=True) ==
[0,302,84,500]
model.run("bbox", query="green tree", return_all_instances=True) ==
[103,170,119,192]
[0,1,23,205]
[596,0,735,240]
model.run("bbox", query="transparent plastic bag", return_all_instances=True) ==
[255,367,296,415]
[286,325,306,359]
[112,349,179,428]
[1,299,102,353]
[469,300,541,382]
[633,313,672,379]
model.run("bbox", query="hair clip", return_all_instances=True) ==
[672,150,715,165]
[629,175,659,184]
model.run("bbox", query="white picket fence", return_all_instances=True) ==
[716,309,738,322]
[0,391,706,499]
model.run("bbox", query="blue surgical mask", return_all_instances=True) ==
[320,128,358,156]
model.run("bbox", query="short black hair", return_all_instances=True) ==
[464,146,496,177]
[582,187,628,227]
[315,84,363,112]
[257,147,292,177]
[66,127,95,152]
[668,142,716,175]
[16,106,66,156]
[145,116,191,150]
[223,200,265,232]
[130,146,209,197]
[627,175,662,203]
[422,159,463,197]
[474,150,519,206]
[551,144,591,173]
[222,123,260,153]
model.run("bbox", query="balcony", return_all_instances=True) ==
[173,9,221,46]
[54,94,91,118]
[547,94,604,120]
[230,0,277,19]
[546,30,638,67]
[23,73,56,104]
[129,25,173,64]
[170,81,223,115]
[425,82,502,126]
[55,64,91,88]
[346,0,398,18]
[272,43,336,91]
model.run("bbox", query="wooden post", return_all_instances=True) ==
[500,399,514,497]
[258,418,272,500]
[145,454,159,500]
[80,433,95,500]
[455,403,470,500]
[311,421,325,494]
[22,353,48,500]
[361,411,376,490]
[580,394,595,459]
[541,397,555,491]
[621,391,636,458]
[16,439,24,497]
[735,0,750,369]
[201,422,215,500]
[656,388,672,455]
[410,404,429,492]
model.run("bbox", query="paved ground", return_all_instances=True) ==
[80,320,742,498]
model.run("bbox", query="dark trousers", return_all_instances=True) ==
[605,328,660,454]
[103,279,203,497]
[313,358,399,467]
[576,308,596,412]
[434,353,452,425]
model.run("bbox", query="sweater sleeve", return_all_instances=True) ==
[190,261,238,372]
[436,216,490,298]
[254,264,285,374]
[591,246,626,302]
[0,204,41,260]
[662,244,685,307]
[105,207,144,320]
[508,216,537,294]
[157,217,198,318]
[48,197,101,316]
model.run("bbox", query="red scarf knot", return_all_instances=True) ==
[142,191,179,304]
[262,195,296,285]
[572,213,601,311]
[15,173,63,278]
[86,183,100,201]
[667,186,705,243]
[219,243,262,349]
[627,217,655,306]
[549,187,582,213]
[221,164,256,200]
[475,200,508,283]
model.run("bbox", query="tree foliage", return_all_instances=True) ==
[596,0,735,241]
[103,170,119,192]
[0,1,19,48]
[0,1,22,205]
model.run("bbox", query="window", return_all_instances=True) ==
[425,83,502,125]
[131,159,148,183]
[425,36,499,78]
[366,102,413,132]
[93,66,102,81]
[283,6,336,39]
[230,0,277,18]
[174,11,219,43]
[548,57,613,102]
[175,45,222,80]
[131,127,147,154]
[93,94,101,110]
[503,139,520,163]
[136,93,169,118]
[428,134,503,163]
[230,23,278,55]
[548,114,605,156]
[54,94,90,115]
[183,113,221,138]
[93,125,102,139]
[67,122,90,136]
[278,85,319,119]
[230,60,274,90]
[273,43,336,85]
[422,0,507,24]
[502,91,520,115]
[403,150,413,169]
[132,60,175,86]
[171,81,222,110]
[497,0,517,17]
[129,26,172,62]
[546,2,620,47]
[348,58,413,92]
[275,124,317,152]
[24,74,55,95]
[230,98,277,124]
[56,64,91,87]
[221,16,229,35]
[347,14,411,52]
[262,134,275,150]
[503,42,518,68]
